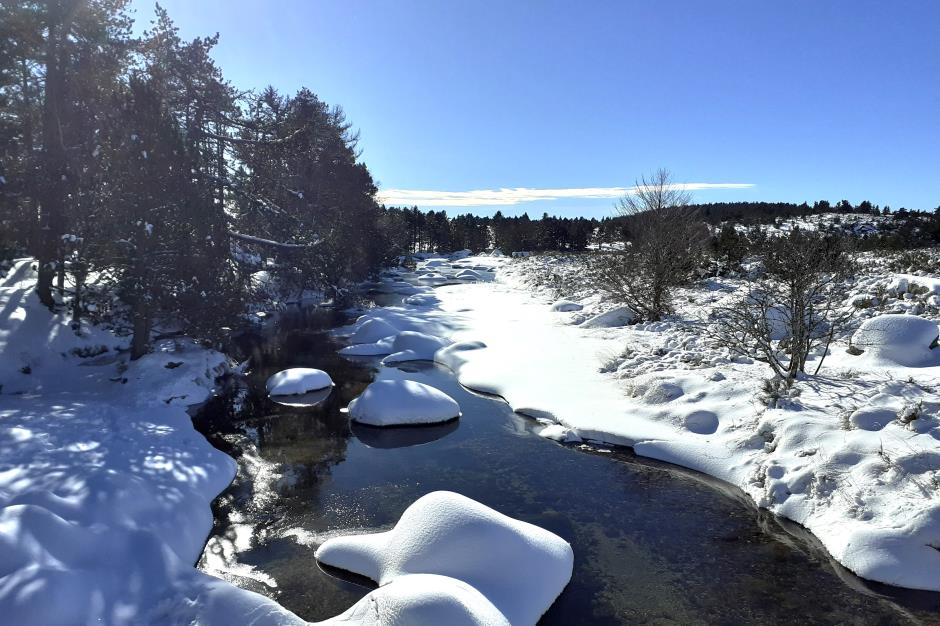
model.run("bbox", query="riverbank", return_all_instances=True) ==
[350,252,940,594]
[0,259,308,624]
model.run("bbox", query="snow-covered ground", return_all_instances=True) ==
[0,259,317,624]
[343,250,940,593]
[0,257,572,625]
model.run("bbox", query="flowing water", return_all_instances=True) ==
[194,295,940,625]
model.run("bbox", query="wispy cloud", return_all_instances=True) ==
[377,183,754,207]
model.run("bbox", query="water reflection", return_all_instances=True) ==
[271,386,334,408]
[351,419,460,449]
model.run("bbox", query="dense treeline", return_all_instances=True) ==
[379,208,595,256]
[0,1,386,357]
[381,199,940,257]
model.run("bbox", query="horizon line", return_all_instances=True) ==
[376,183,756,208]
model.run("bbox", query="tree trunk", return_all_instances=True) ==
[70,263,85,325]
[37,7,68,309]
[131,301,151,360]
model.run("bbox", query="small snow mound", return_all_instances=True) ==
[435,340,488,371]
[315,491,573,626]
[455,269,484,281]
[851,314,939,366]
[404,293,440,307]
[347,380,460,426]
[383,332,452,364]
[683,410,719,435]
[539,424,582,443]
[320,574,509,626]
[580,306,635,328]
[349,318,399,344]
[551,300,583,313]
[849,407,895,431]
[265,368,333,396]
[638,380,684,404]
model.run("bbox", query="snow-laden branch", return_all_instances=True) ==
[227,230,319,250]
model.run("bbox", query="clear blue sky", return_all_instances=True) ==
[130,1,940,218]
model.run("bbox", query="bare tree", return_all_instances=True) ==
[711,228,853,385]
[592,169,708,321]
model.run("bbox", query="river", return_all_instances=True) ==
[193,290,940,625]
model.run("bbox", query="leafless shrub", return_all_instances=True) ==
[711,229,854,385]
[591,169,708,321]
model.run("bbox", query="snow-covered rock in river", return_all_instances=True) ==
[319,573,509,626]
[348,318,399,344]
[539,423,582,443]
[550,300,583,312]
[579,306,634,328]
[455,269,484,281]
[265,368,333,396]
[347,380,461,426]
[315,491,573,626]
[851,314,939,366]
[382,331,452,364]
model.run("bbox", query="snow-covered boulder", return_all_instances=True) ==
[347,380,461,426]
[455,269,484,281]
[265,368,333,396]
[319,574,509,626]
[382,331,452,364]
[851,314,939,366]
[550,300,583,313]
[315,491,573,626]
[418,272,448,283]
[450,249,473,260]
[403,293,440,307]
[580,306,634,328]
[490,248,505,257]
[539,424,582,443]
[348,318,398,344]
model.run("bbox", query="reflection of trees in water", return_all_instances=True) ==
[195,308,379,563]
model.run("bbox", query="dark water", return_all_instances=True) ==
[195,300,940,625]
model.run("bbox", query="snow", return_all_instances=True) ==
[851,314,939,366]
[347,379,461,426]
[344,252,940,593]
[346,318,398,344]
[579,305,635,328]
[339,335,395,356]
[320,574,509,626]
[456,268,485,281]
[550,299,583,312]
[538,423,582,443]
[265,367,334,396]
[382,331,452,364]
[315,491,573,626]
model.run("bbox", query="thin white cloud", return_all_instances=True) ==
[377,183,754,207]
